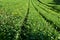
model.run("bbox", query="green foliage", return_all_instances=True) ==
[0,0,60,40]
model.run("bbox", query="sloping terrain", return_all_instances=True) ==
[0,0,60,40]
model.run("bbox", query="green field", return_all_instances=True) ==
[0,0,60,40]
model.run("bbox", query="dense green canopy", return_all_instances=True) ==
[0,0,60,40]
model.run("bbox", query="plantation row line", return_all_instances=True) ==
[20,0,30,40]
[37,0,60,17]
[11,0,30,40]
[32,0,60,31]
[38,0,60,12]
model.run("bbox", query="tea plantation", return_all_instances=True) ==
[0,0,60,40]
